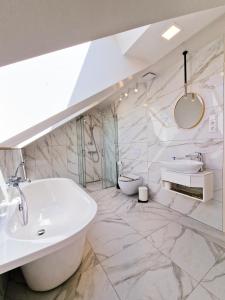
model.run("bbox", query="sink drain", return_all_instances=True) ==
[37,229,45,236]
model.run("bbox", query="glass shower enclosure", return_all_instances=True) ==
[76,106,118,189]
[102,106,119,188]
[76,116,86,187]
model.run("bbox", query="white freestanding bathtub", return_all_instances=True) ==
[0,178,97,291]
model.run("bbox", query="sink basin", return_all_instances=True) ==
[160,159,203,174]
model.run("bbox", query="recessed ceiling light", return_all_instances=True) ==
[162,25,181,40]
[124,92,128,97]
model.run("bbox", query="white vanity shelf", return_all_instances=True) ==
[161,170,213,202]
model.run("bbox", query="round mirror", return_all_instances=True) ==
[174,93,205,129]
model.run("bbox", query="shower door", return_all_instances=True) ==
[102,106,119,188]
[76,117,86,187]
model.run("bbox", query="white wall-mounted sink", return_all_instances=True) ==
[160,159,203,174]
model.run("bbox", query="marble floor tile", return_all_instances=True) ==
[187,284,220,300]
[95,191,137,217]
[102,239,197,300]
[201,254,225,300]
[85,181,103,193]
[88,214,143,261]
[59,264,119,300]
[189,200,222,231]
[90,186,118,202]
[148,222,225,281]
[119,210,172,236]
[126,199,182,221]
[178,216,225,249]
[78,241,99,273]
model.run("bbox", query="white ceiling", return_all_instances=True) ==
[1,0,225,67]
[118,6,225,65]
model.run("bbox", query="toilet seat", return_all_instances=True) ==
[119,174,140,182]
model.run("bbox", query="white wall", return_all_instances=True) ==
[69,36,147,105]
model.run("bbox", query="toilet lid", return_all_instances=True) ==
[119,174,140,182]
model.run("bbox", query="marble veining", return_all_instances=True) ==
[201,254,225,299]
[0,149,22,184]
[24,120,79,182]
[117,37,224,230]
[20,38,225,232]
[148,221,224,281]
[4,184,225,300]
[102,239,198,300]
[84,110,103,183]
[88,214,143,261]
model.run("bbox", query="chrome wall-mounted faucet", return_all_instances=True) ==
[185,152,204,171]
[7,161,31,225]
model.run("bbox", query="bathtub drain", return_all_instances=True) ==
[37,229,45,236]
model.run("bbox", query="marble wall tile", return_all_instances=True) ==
[50,125,70,146]
[0,149,22,181]
[67,144,79,181]
[119,142,148,161]
[35,146,52,179]
[116,37,224,231]
[35,133,52,149]
[120,159,148,184]
[148,139,223,167]
[84,110,103,183]
[24,119,79,183]
[118,107,148,144]
[148,105,223,143]
[50,146,68,178]
[24,144,37,180]
[65,119,77,146]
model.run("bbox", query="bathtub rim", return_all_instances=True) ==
[0,178,97,274]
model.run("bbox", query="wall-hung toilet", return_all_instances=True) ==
[118,174,143,195]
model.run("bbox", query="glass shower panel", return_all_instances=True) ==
[76,117,86,187]
[102,106,119,188]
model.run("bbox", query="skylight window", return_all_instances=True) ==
[0,42,90,143]
[161,25,181,40]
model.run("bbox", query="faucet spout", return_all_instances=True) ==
[7,160,30,226]
[16,185,28,226]
[185,152,204,172]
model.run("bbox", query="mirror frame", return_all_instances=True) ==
[174,93,205,129]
